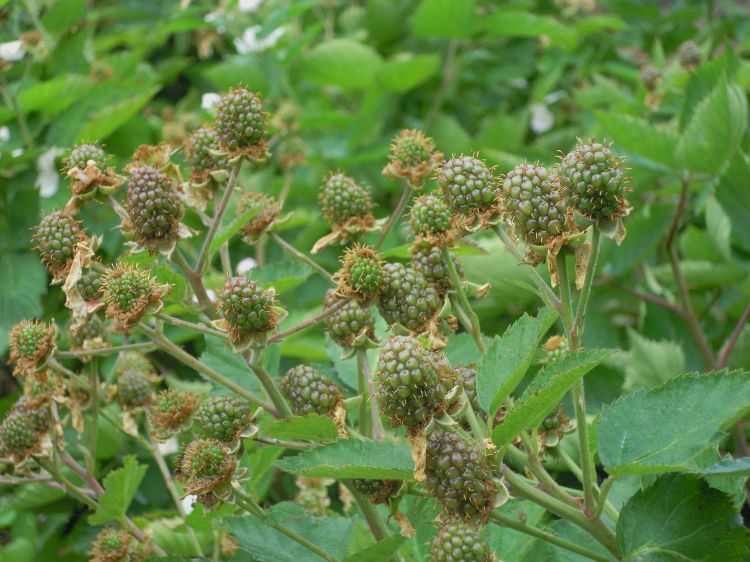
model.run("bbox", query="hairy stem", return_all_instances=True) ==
[87,359,99,473]
[443,247,486,353]
[356,348,373,438]
[570,228,600,348]
[196,161,242,275]
[717,301,750,369]
[267,298,350,344]
[375,181,412,249]
[507,444,577,508]
[173,249,217,320]
[271,233,334,282]
[245,353,293,418]
[56,341,157,358]
[155,313,227,338]
[138,324,275,413]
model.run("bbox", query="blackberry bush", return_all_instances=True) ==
[436,155,498,217]
[336,245,383,300]
[101,263,166,329]
[186,125,228,182]
[32,210,87,279]
[217,275,276,344]
[215,87,268,157]
[319,172,374,224]
[377,262,442,333]
[322,289,375,347]
[409,193,454,244]
[125,164,182,250]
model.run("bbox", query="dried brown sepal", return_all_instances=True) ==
[178,438,237,496]
[9,319,57,377]
[126,142,174,171]
[238,192,281,239]
[148,389,202,441]
[311,214,379,254]
[408,428,427,482]
[333,244,383,301]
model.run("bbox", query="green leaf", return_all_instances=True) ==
[274,439,413,479]
[677,80,748,175]
[378,54,440,93]
[520,519,610,561]
[493,349,611,447]
[208,205,262,258]
[199,336,262,395]
[477,308,557,417]
[695,456,750,477]
[622,330,685,392]
[477,10,577,50]
[41,0,87,35]
[88,456,147,525]
[705,194,732,261]
[680,50,740,130]
[413,0,476,39]
[650,260,745,290]
[617,474,748,561]
[0,253,47,355]
[261,415,338,443]
[606,204,674,277]
[716,153,750,254]
[343,534,406,562]
[252,257,312,294]
[597,371,750,476]
[229,503,357,562]
[302,39,384,90]
[444,332,485,367]
[596,112,678,171]
[76,87,160,142]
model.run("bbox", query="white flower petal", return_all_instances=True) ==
[0,40,24,62]
[201,92,221,112]
[157,437,180,456]
[0,126,10,144]
[182,495,197,515]
[238,0,263,12]
[237,257,257,274]
[530,103,554,134]
[35,147,65,198]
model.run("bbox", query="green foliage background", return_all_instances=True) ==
[2,0,750,560]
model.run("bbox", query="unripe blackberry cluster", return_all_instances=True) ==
[411,243,459,293]
[89,528,139,562]
[115,351,156,377]
[0,404,49,459]
[436,156,498,213]
[32,210,86,278]
[238,192,281,238]
[560,140,627,221]
[430,520,492,562]
[352,478,398,505]
[542,335,569,360]
[217,275,276,342]
[322,289,375,347]
[115,369,153,409]
[179,438,237,495]
[125,165,181,247]
[101,263,163,329]
[195,395,252,442]
[66,143,108,172]
[215,87,267,152]
[70,315,107,348]
[377,262,442,332]
[640,65,662,91]
[409,194,453,241]
[337,245,383,300]
[375,336,446,429]
[187,126,228,178]
[78,267,103,301]
[319,172,374,224]
[501,163,565,246]
[149,389,201,436]
[9,319,56,376]
[280,365,343,416]
[425,431,495,519]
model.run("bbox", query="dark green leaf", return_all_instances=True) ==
[199,336,262,395]
[302,40,384,89]
[413,0,476,39]
[89,456,147,525]
[252,257,312,293]
[343,534,406,562]
[208,205,262,258]
[716,153,750,254]
[261,415,338,443]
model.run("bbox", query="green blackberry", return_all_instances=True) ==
[337,245,383,300]
[90,528,139,562]
[101,263,162,328]
[194,396,252,442]
[280,365,343,416]
[383,129,440,184]
[436,155,498,213]
[322,289,375,347]
[678,40,702,69]
[78,267,103,301]
[238,192,280,238]
[187,126,228,176]
[430,520,492,562]
[374,335,445,429]
[66,143,108,172]
[71,315,106,348]
[215,87,267,151]
[640,65,661,91]
[114,351,155,378]
[319,172,373,224]
[32,210,86,278]
[9,319,56,376]
[0,408,46,458]
[411,243,460,293]
[115,370,152,409]
[542,335,569,360]
[409,194,453,239]
[11,399,50,433]
[125,165,181,247]
[560,140,627,221]
[149,389,201,435]
[217,275,276,342]
[377,263,442,332]
[501,163,565,245]
[456,365,482,419]
[179,438,236,495]
[425,431,495,519]
[352,479,398,504]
